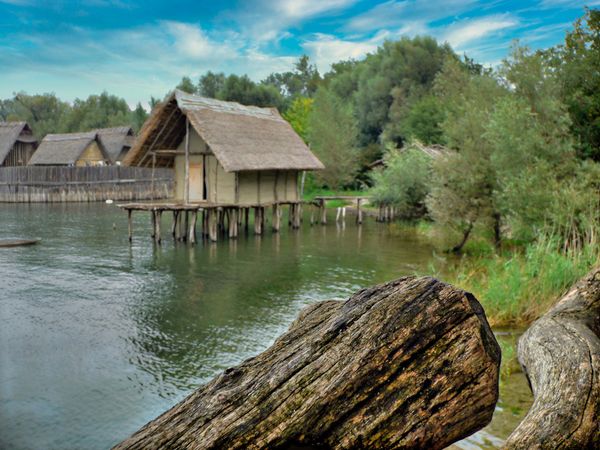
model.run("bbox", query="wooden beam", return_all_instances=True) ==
[184,116,190,205]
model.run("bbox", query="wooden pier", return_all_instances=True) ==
[119,195,371,244]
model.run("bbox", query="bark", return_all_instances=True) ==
[451,221,474,254]
[115,276,501,450]
[505,268,600,449]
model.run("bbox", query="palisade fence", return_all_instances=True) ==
[0,166,174,202]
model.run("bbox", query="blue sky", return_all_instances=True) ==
[0,0,595,107]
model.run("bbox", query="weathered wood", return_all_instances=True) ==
[189,211,197,244]
[505,268,600,449]
[155,210,162,244]
[115,276,500,450]
[320,199,327,225]
[272,204,281,232]
[127,209,133,242]
[357,198,363,224]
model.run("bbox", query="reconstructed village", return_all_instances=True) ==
[1,2,599,450]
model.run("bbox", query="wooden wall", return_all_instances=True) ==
[0,166,173,202]
[1,142,36,167]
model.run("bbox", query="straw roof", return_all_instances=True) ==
[29,131,109,165]
[123,90,324,172]
[95,126,135,163]
[0,122,36,164]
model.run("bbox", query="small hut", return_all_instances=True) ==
[0,122,38,166]
[96,126,135,164]
[29,131,110,166]
[123,91,323,204]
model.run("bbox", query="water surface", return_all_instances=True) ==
[0,204,530,449]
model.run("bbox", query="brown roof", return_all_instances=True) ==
[95,126,135,162]
[29,131,109,165]
[0,122,36,164]
[123,90,324,172]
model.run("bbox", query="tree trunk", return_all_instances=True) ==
[114,276,501,450]
[505,268,600,449]
[451,221,474,254]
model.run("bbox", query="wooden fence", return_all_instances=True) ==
[0,166,174,202]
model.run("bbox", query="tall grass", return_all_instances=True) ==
[445,233,600,327]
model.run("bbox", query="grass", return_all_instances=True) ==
[443,234,600,327]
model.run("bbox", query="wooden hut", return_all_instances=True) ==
[96,126,135,164]
[0,122,37,166]
[29,131,110,166]
[122,90,323,205]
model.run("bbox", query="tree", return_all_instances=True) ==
[370,143,432,219]
[263,55,321,98]
[61,92,132,132]
[308,87,359,189]
[546,8,600,160]
[176,76,198,94]
[131,102,148,132]
[198,71,226,98]
[7,92,71,139]
[282,97,313,143]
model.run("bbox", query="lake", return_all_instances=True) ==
[0,203,531,449]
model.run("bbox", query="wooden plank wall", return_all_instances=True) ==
[0,166,174,202]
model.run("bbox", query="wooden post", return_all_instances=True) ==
[127,209,133,242]
[320,199,327,225]
[151,210,156,238]
[336,207,341,223]
[229,209,238,239]
[189,210,197,244]
[272,204,281,232]
[254,207,263,235]
[156,210,162,243]
[172,211,178,238]
[357,199,363,225]
[151,153,156,201]
[184,211,189,241]
[293,203,301,229]
[244,208,249,231]
[184,116,190,205]
[310,205,315,226]
[208,209,218,242]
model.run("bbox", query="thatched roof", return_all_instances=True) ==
[0,122,36,164]
[29,131,109,165]
[123,90,324,172]
[95,126,135,163]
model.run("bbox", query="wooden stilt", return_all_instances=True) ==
[172,211,178,238]
[292,203,301,229]
[151,210,156,238]
[320,199,327,225]
[272,204,281,232]
[310,205,315,226]
[156,210,162,243]
[357,199,363,225]
[209,209,218,242]
[189,210,197,244]
[244,208,249,231]
[229,209,238,238]
[254,207,263,235]
[336,207,341,222]
[127,209,133,242]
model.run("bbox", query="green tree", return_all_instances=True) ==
[176,76,198,94]
[6,92,71,139]
[282,97,313,143]
[308,87,359,189]
[131,102,148,132]
[546,8,600,160]
[62,92,131,132]
[198,71,226,98]
[370,143,432,219]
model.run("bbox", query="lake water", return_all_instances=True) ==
[0,203,531,449]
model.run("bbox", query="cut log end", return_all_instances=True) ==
[115,276,501,450]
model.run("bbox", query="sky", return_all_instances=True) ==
[0,0,595,108]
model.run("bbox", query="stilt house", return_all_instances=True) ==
[96,126,135,164]
[122,91,324,204]
[0,122,38,166]
[29,131,110,166]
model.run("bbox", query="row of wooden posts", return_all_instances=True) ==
[125,199,365,244]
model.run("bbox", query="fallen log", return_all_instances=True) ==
[505,268,600,448]
[115,276,500,450]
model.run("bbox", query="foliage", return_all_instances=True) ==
[390,95,445,145]
[546,8,600,160]
[176,76,198,94]
[308,87,360,189]
[282,97,313,143]
[370,143,432,219]
[1,92,71,139]
[263,55,321,98]
[445,232,600,327]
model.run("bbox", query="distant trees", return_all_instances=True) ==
[308,87,359,189]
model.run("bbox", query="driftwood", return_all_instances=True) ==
[505,269,600,449]
[115,276,500,450]
[0,238,39,248]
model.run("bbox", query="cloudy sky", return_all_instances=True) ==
[0,0,594,107]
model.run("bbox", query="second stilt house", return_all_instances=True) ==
[122,90,324,205]
[29,131,110,166]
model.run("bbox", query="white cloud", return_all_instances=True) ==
[302,33,383,72]
[442,15,518,49]
[274,0,357,20]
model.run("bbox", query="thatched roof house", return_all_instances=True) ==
[0,122,37,166]
[124,90,323,204]
[96,126,135,163]
[29,131,110,166]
